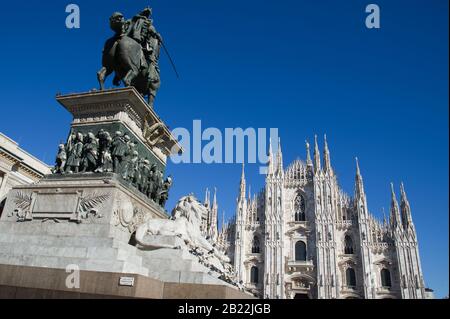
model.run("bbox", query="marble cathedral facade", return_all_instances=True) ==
[209,136,429,299]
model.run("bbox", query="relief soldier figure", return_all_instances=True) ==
[120,135,133,179]
[146,163,157,198]
[96,129,113,172]
[111,131,128,173]
[151,169,164,203]
[102,150,114,173]
[158,176,173,206]
[53,126,171,207]
[127,150,140,185]
[81,132,99,173]
[66,131,76,154]
[65,132,84,174]
[139,159,151,193]
[53,144,67,174]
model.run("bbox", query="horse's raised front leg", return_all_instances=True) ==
[97,67,109,90]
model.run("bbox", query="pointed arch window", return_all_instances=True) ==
[294,195,306,221]
[381,269,392,288]
[344,235,354,254]
[295,241,307,261]
[252,236,260,254]
[250,266,259,284]
[346,268,356,287]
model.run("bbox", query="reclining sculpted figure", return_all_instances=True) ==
[135,195,231,273]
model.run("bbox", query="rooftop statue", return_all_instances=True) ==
[97,7,163,107]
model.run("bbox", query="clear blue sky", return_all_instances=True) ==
[0,0,447,297]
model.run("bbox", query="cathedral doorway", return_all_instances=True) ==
[293,293,309,299]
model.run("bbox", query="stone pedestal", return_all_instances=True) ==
[0,172,165,275]
[0,88,248,298]
[0,175,239,290]
[56,87,181,167]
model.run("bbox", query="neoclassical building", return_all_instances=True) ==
[216,136,430,299]
[0,132,51,217]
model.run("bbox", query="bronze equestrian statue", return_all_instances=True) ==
[97,8,162,107]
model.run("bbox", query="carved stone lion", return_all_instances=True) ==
[135,195,232,274]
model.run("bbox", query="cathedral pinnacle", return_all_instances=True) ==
[267,138,274,176]
[204,188,210,208]
[354,157,365,198]
[213,187,217,209]
[382,207,387,228]
[314,134,321,173]
[239,163,246,199]
[400,182,414,231]
[276,137,283,174]
[323,134,332,174]
[356,157,361,177]
[390,183,402,230]
[269,137,273,156]
[222,210,225,230]
[306,139,312,166]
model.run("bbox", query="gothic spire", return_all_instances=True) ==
[269,137,273,155]
[356,157,361,176]
[210,187,218,239]
[239,163,246,200]
[212,187,218,209]
[204,188,210,208]
[222,210,225,231]
[390,183,402,230]
[323,134,332,174]
[355,157,365,199]
[276,137,283,174]
[267,138,274,176]
[400,182,414,231]
[306,139,312,166]
[314,134,321,173]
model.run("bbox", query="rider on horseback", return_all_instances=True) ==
[127,7,162,106]
[98,7,163,107]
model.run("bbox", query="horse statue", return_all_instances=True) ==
[97,9,161,106]
[135,195,231,273]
